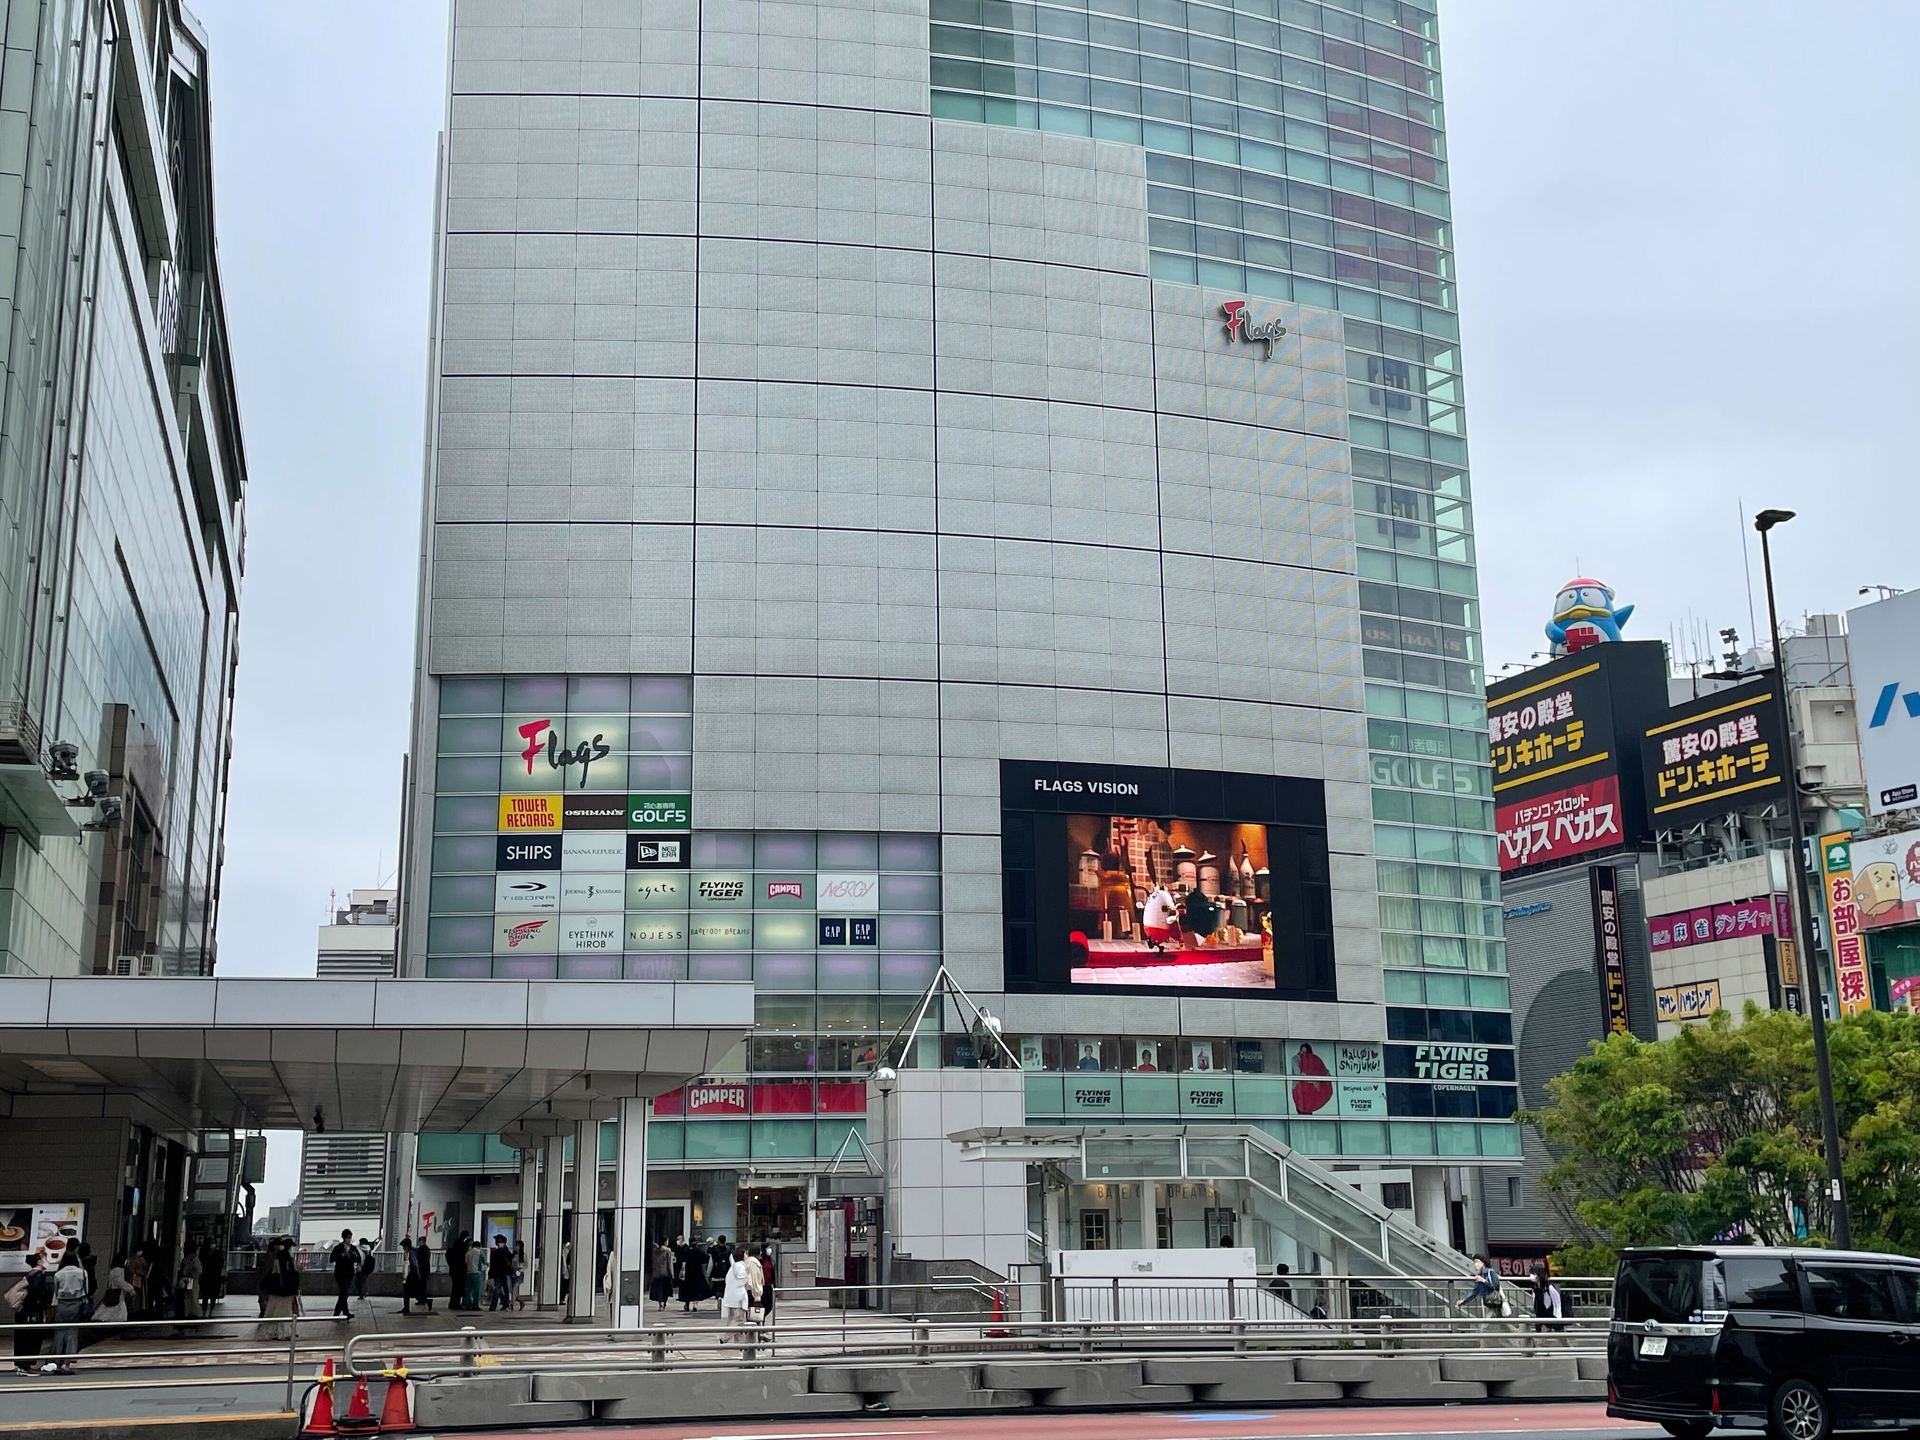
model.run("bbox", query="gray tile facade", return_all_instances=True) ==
[414,0,1381,1046]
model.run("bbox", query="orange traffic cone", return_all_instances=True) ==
[378,1357,414,1434]
[335,1374,380,1435]
[300,1357,338,1436]
[986,1287,1008,1338]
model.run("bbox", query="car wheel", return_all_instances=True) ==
[1769,1380,1830,1440]
[1661,1423,1713,1440]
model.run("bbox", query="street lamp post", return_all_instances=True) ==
[873,1064,896,1299]
[1755,507,1852,1249]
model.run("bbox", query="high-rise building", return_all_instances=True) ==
[297,889,402,1244]
[0,0,248,1264]
[403,0,1506,1254]
[0,0,246,981]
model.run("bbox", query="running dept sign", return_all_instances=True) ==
[1220,299,1288,359]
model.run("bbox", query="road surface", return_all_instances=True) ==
[426,1405,1653,1440]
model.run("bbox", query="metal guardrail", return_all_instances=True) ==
[0,1313,337,1410]
[0,1272,1614,1416]
[797,1272,1615,1325]
[342,1310,1608,1380]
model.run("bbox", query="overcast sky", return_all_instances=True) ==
[199,1,1916,1207]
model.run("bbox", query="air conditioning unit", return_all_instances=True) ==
[0,701,43,766]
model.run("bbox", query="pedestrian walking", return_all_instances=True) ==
[487,1234,514,1311]
[44,1251,91,1371]
[177,1247,202,1323]
[1458,1255,1499,1310]
[757,1243,778,1325]
[329,1230,359,1320]
[675,1235,709,1312]
[90,1261,129,1334]
[464,1239,486,1311]
[720,1245,758,1343]
[446,1231,472,1311]
[6,1253,52,1372]
[512,1241,528,1309]
[355,1239,375,1305]
[199,1242,224,1318]
[254,1244,273,1317]
[260,1237,302,1336]
[648,1240,673,1310]
[124,1247,149,1320]
[402,1236,433,1315]
[1267,1262,1294,1305]
[559,1237,573,1305]
[707,1234,730,1315]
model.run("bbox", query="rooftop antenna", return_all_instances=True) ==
[1738,495,1759,653]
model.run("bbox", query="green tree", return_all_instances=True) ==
[1525,1004,1920,1268]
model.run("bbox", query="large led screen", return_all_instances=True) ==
[1060,814,1276,990]
[1001,761,1337,1002]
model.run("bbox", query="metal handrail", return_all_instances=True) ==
[0,1313,337,1410]
[342,1310,1606,1379]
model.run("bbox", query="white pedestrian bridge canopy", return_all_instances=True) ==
[0,977,753,1133]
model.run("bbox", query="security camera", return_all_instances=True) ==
[47,741,79,779]
[84,770,110,797]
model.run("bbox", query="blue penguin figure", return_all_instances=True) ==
[1546,578,1633,655]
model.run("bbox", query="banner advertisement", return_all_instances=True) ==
[1847,826,1920,930]
[1654,979,1722,1024]
[1591,865,1630,1035]
[1818,834,1873,1016]
[0,1203,85,1275]
[1487,659,1614,799]
[1495,775,1623,872]
[1847,590,1920,815]
[1647,895,1778,952]
[1640,679,1789,825]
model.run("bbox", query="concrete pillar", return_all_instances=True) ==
[1411,1165,1450,1246]
[610,1097,650,1330]
[701,1168,740,1242]
[568,1119,598,1323]
[537,1134,565,1310]
[1134,1182,1157,1249]
[516,1150,538,1262]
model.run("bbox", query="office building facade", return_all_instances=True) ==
[404,0,1506,1250]
[0,0,249,1270]
[0,0,245,979]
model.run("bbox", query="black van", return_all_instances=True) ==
[1608,1246,1920,1440]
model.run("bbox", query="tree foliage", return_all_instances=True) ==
[1524,1004,1920,1266]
